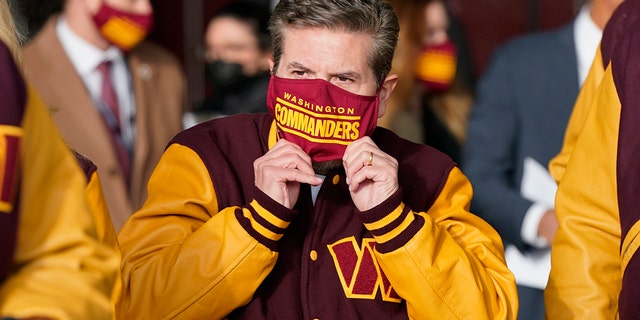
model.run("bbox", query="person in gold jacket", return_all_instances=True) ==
[118,0,517,319]
[0,1,118,318]
[545,0,640,318]
[0,26,119,320]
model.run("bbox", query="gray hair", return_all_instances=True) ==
[269,0,399,87]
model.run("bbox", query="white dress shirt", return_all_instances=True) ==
[574,3,603,86]
[56,16,136,151]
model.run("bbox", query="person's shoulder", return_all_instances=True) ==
[495,22,574,59]
[0,41,27,125]
[22,16,59,56]
[131,41,181,66]
[602,0,640,64]
[609,8,640,99]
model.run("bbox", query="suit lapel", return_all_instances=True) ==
[126,52,152,194]
[23,17,122,178]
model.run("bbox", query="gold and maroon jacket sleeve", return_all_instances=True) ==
[118,142,288,319]
[358,166,518,319]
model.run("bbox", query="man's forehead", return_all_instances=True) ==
[280,27,373,70]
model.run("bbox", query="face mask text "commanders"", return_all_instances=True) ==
[273,93,361,143]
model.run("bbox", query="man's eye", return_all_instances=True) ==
[293,70,306,76]
[337,76,353,82]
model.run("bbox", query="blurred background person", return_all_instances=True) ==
[461,0,623,319]
[20,0,187,231]
[187,0,273,125]
[0,0,119,318]
[382,0,475,163]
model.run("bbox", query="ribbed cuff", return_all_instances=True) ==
[235,186,297,251]
[357,189,424,253]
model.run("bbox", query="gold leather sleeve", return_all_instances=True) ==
[544,66,621,319]
[373,167,518,320]
[549,47,606,183]
[0,87,119,320]
[118,143,279,320]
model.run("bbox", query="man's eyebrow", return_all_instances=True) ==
[286,62,361,79]
[287,61,311,71]
[333,71,361,79]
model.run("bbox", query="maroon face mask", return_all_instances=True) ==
[92,3,154,51]
[415,40,458,92]
[267,75,379,162]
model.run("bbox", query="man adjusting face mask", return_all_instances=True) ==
[267,75,380,163]
[92,2,154,51]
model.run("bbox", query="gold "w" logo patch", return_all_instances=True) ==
[327,236,401,302]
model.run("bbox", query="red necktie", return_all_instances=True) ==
[97,60,131,183]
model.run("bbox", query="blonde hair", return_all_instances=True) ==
[0,0,22,61]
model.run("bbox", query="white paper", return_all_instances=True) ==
[504,245,551,289]
[520,157,557,207]
[504,157,557,289]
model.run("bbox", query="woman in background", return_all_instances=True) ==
[383,0,474,163]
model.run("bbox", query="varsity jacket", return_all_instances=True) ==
[545,1,640,318]
[118,114,517,319]
[0,41,119,320]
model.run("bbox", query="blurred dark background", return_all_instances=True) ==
[11,0,583,111]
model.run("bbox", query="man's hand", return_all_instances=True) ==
[343,137,399,211]
[254,139,323,209]
[538,209,558,245]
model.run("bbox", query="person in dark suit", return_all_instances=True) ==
[21,0,187,231]
[461,0,622,319]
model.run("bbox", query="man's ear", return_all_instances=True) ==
[268,58,274,73]
[377,74,398,118]
[260,51,273,72]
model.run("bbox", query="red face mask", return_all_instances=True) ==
[92,3,154,51]
[267,75,379,163]
[414,40,458,92]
